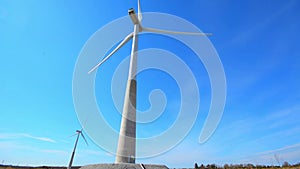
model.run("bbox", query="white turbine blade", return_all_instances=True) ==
[81,133,88,146]
[88,32,134,74]
[68,133,77,138]
[142,27,212,36]
[138,0,142,21]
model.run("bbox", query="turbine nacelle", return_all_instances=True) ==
[128,8,140,25]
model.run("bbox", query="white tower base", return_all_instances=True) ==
[115,79,137,163]
[80,163,169,169]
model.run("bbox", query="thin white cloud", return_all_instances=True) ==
[0,141,31,151]
[21,133,56,143]
[256,142,300,156]
[240,142,300,165]
[228,1,295,48]
[264,104,300,122]
[0,133,56,143]
[41,149,68,156]
[218,104,300,143]
[81,149,103,156]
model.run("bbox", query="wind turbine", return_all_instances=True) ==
[67,129,88,169]
[88,0,211,163]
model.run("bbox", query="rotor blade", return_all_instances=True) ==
[68,133,77,138]
[81,133,88,146]
[142,27,212,36]
[138,0,142,21]
[88,32,134,74]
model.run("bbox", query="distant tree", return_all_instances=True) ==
[255,164,262,169]
[229,164,236,169]
[206,164,217,169]
[295,162,300,167]
[199,164,205,169]
[223,164,229,169]
[245,163,255,168]
[282,161,290,167]
[195,163,199,169]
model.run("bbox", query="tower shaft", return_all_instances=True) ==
[115,24,139,163]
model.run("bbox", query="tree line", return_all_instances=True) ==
[193,161,300,169]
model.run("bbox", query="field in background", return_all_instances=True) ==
[1,164,300,169]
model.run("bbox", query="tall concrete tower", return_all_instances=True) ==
[87,4,210,164]
[115,79,137,163]
[115,11,139,163]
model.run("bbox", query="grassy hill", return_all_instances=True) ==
[0,165,80,169]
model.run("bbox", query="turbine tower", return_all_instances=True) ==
[88,0,211,163]
[68,129,88,169]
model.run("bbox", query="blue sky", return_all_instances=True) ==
[1,0,300,168]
